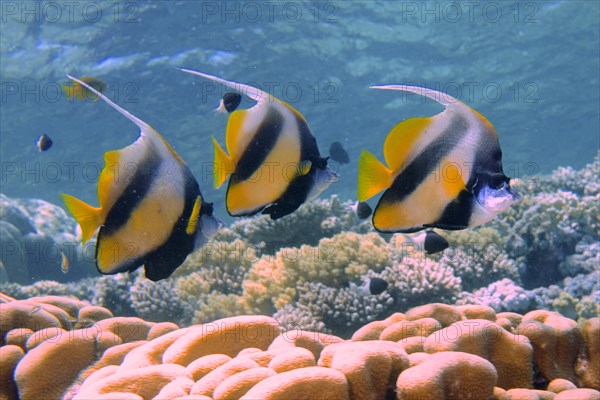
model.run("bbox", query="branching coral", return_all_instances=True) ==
[272,304,327,333]
[379,256,462,311]
[295,282,393,337]
[129,275,193,325]
[243,232,392,314]
[505,189,598,289]
[438,228,520,291]
[174,239,256,323]
[229,195,371,251]
[460,278,536,314]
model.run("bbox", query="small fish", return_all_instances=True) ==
[181,69,338,220]
[349,201,373,220]
[329,141,350,164]
[61,75,221,281]
[62,76,107,100]
[216,92,242,114]
[349,277,388,296]
[394,229,449,255]
[60,251,69,274]
[358,84,520,233]
[36,134,53,151]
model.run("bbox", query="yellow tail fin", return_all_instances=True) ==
[357,150,393,202]
[60,193,102,244]
[212,136,235,189]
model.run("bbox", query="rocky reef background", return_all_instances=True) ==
[1,155,598,340]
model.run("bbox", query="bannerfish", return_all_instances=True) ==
[349,277,388,296]
[37,134,53,151]
[358,84,520,233]
[60,75,221,282]
[216,92,242,114]
[393,229,449,255]
[181,69,339,220]
[349,201,373,220]
[62,76,107,100]
[329,141,350,164]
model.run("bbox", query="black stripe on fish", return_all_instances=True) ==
[380,114,469,205]
[143,170,201,281]
[101,153,161,236]
[297,114,322,161]
[231,107,284,183]
[261,113,325,220]
[427,189,474,230]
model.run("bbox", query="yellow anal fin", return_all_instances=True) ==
[384,117,432,172]
[292,160,312,179]
[357,150,392,202]
[186,195,202,235]
[212,136,235,189]
[60,193,102,244]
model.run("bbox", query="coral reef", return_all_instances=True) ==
[0,194,96,284]
[0,155,598,343]
[2,295,599,400]
[229,195,371,251]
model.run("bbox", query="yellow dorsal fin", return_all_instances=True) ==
[60,193,102,244]
[212,136,235,189]
[357,150,393,202]
[225,109,247,158]
[186,195,202,235]
[97,149,120,208]
[384,117,432,172]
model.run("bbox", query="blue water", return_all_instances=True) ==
[1,0,599,213]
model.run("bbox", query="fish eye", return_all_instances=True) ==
[489,174,506,189]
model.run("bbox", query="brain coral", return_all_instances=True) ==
[3,294,600,399]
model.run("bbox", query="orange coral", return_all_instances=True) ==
[424,319,533,389]
[163,315,280,366]
[319,340,409,400]
[73,364,189,399]
[5,328,33,350]
[351,313,406,341]
[213,367,276,400]
[240,366,350,400]
[268,329,343,360]
[396,351,497,400]
[554,389,600,399]
[15,328,104,399]
[405,303,463,327]
[191,357,260,397]
[576,317,599,390]
[77,305,113,322]
[456,305,496,321]
[119,327,192,369]
[380,318,442,342]
[186,354,232,381]
[0,301,62,345]
[518,310,583,384]
[0,345,24,400]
